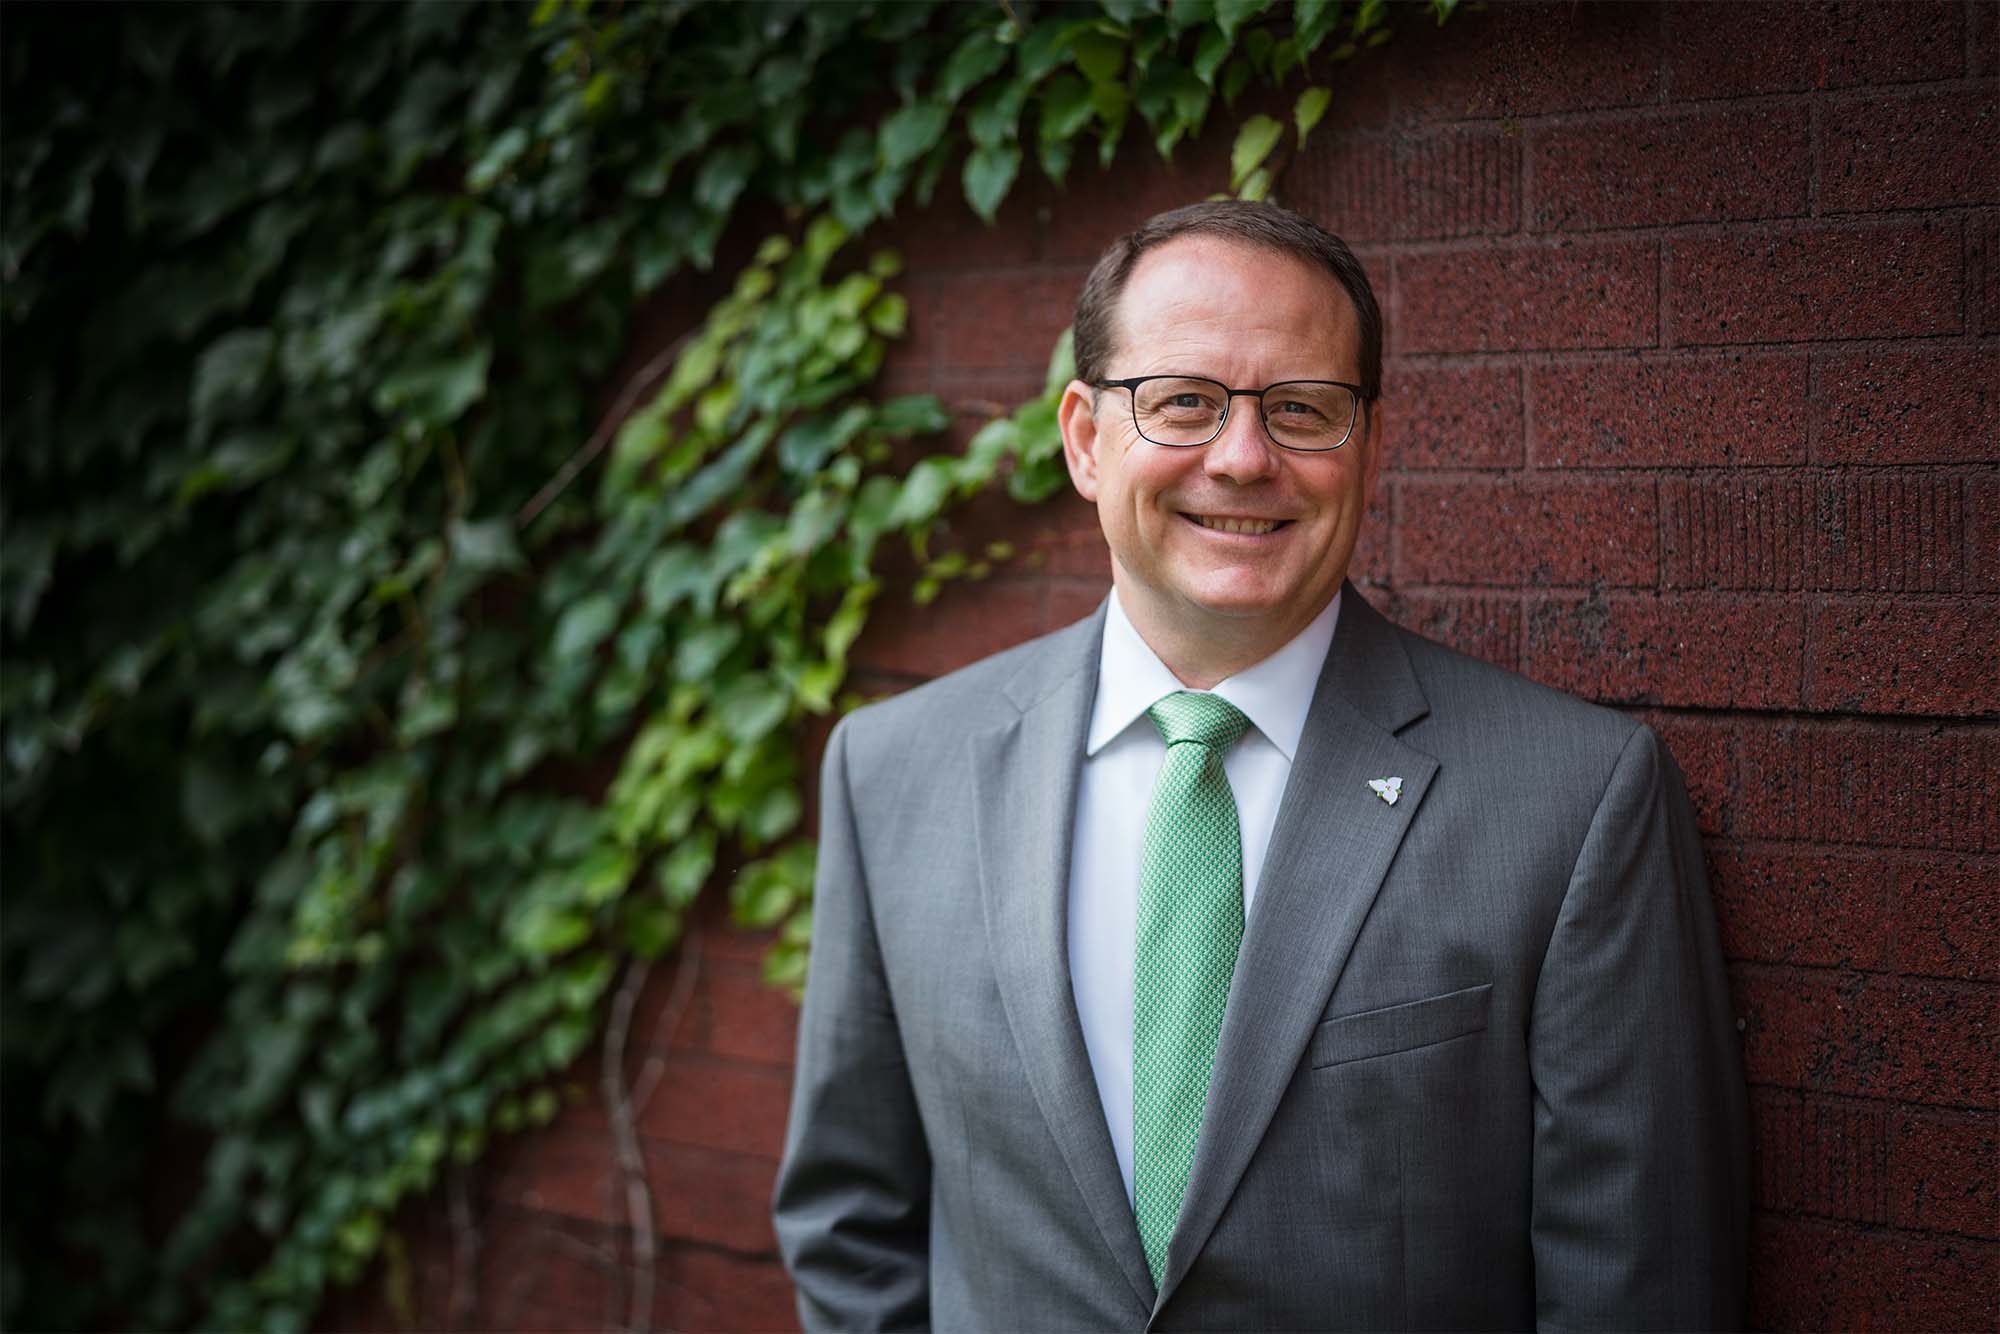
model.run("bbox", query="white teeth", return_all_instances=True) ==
[1192,515,1279,535]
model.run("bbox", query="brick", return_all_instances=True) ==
[1347,488,1392,586]
[1393,1,1661,121]
[1531,352,1807,467]
[1706,846,1894,971]
[1384,362,1524,470]
[1042,129,1236,264]
[1373,589,1521,672]
[1733,964,2000,1107]
[1735,722,2000,851]
[1660,473,1989,592]
[636,1051,791,1157]
[1396,476,1657,587]
[1750,1086,1804,1211]
[1810,345,1999,465]
[1888,1109,2000,1238]
[1026,494,1109,577]
[646,1139,781,1252]
[915,268,1086,373]
[488,1128,618,1227]
[686,958,799,1066]
[1973,476,2000,594]
[1804,597,2000,716]
[1397,240,1657,354]
[854,576,1044,678]
[1975,215,2000,335]
[1800,1096,1889,1223]
[1820,87,2000,214]
[1668,222,1961,345]
[880,163,1046,273]
[1646,713,1734,835]
[1529,105,1810,232]
[1892,858,2000,982]
[659,1246,801,1333]
[1043,576,1109,632]
[1750,1212,1999,1332]
[475,1210,623,1330]
[691,890,782,964]
[1665,2,1965,98]
[1288,125,1518,243]
[1523,592,1805,710]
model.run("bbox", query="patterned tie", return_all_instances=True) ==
[1132,690,1252,1287]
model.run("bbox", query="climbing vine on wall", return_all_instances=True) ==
[0,1,1456,1328]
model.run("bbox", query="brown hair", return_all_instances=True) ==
[1071,199,1383,402]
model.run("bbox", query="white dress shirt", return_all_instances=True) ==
[1066,587,1341,1202]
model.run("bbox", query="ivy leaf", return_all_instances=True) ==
[449,517,524,574]
[658,831,717,907]
[1193,23,1232,85]
[1214,0,1273,43]
[1170,0,1217,32]
[692,142,756,218]
[1039,73,1095,144]
[878,100,950,170]
[962,142,1021,223]
[874,394,950,437]
[1295,86,1333,147]
[938,30,1011,104]
[507,900,591,960]
[890,456,958,526]
[713,673,791,745]
[1229,113,1283,190]
[552,594,619,663]
[373,344,491,424]
[967,78,1028,147]
[1016,19,1083,85]
[191,328,275,434]
[465,125,529,191]
[1297,0,1343,52]
[1069,28,1127,85]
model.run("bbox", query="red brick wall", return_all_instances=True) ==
[343,5,1995,1329]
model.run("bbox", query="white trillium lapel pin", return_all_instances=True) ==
[1366,776,1403,806]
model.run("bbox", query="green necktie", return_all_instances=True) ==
[1132,690,1251,1286]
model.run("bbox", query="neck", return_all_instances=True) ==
[1113,577,1328,691]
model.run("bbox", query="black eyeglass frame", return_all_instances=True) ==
[1094,374,1378,453]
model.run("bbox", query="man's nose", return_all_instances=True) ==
[1203,400,1281,484]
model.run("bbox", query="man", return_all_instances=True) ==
[774,201,1749,1331]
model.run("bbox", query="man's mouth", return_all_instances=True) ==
[1185,513,1287,536]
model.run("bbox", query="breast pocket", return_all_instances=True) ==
[1308,982,1492,1069]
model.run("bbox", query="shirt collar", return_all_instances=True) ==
[1086,587,1341,760]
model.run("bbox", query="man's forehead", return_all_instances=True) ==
[1109,234,1359,367]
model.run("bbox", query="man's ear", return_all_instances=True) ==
[1058,379,1103,503]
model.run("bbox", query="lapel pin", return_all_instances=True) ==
[1366,776,1403,806]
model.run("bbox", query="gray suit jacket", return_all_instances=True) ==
[774,585,1749,1331]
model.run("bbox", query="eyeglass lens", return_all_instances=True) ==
[1131,377,1357,450]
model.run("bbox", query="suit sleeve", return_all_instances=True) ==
[772,715,932,1332]
[1529,724,1750,1332]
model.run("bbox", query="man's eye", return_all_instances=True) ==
[1167,393,1208,409]
[1271,399,1322,418]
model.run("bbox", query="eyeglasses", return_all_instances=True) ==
[1095,375,1372,452]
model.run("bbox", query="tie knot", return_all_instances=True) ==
[1147,691,1251,752]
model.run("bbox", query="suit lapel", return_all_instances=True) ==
[971,606,1158,1313]
[1153,587,1439,1316]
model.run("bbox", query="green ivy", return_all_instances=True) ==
[0,1,1454,1328]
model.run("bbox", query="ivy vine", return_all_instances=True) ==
[0,1,1456,1328]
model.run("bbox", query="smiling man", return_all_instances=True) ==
[774,201,1749,1331]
